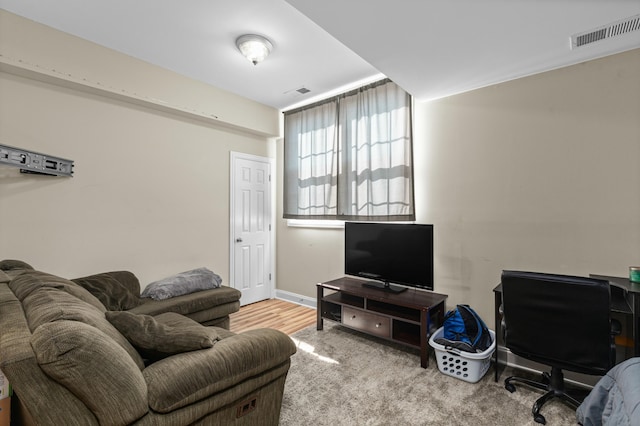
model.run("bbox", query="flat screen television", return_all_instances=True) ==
[344,222,434,293]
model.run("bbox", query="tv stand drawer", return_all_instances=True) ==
[343,307,390,338]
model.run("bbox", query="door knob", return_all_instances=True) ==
[236,238,243,243]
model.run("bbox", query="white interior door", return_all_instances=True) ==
[230,152,273,306]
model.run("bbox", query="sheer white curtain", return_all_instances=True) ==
[283,79,414,221]
[283,101,338,218]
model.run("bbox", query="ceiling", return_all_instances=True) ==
[1,0,639,111]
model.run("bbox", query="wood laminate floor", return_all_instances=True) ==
[229,298,316,335]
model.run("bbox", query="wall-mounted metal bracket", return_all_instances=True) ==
[0,144,74,177]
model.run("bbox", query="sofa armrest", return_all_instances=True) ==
[129,286,241,317]
[143,328,296,413]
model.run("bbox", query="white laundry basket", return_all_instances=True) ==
[429,327,496,383]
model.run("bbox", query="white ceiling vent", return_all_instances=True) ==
[571,14,640,49]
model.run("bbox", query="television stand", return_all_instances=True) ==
[317,277,448,368]
[362,280,407,293]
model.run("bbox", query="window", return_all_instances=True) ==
[283,79,414,221]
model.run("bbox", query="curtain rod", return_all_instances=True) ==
[283,78,392,116]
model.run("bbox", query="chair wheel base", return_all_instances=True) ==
[534,413,546,424]
[505,368,583,425]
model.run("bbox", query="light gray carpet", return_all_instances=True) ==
[279,323,577,425]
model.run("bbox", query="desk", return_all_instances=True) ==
[492,275,640,381]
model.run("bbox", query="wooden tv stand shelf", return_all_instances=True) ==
[316,277,448,368]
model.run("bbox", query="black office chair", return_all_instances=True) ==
[501,270,619,425]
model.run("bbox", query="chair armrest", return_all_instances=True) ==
[143,328,296,413]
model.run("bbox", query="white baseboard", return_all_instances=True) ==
[275,289,316,309]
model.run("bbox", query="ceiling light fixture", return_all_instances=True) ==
[236,34,273,66]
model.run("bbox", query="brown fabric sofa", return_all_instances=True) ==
[70,268,241,329]
[0,260,297,425]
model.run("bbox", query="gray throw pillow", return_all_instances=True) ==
[105,311,218,361]
[140,267,222,300]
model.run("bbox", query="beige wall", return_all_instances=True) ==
[276,48,640,327]
[0,12,278,286]
[0,10,279,137]
[2,9,638,319]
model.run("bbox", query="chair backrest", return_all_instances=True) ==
[501,270,614,376]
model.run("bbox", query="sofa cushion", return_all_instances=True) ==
[22,287,145,370]
[141,267,222,300]
[129,286,241,318]
[0,259,36,280]
[31,320,148,426]
[9,271,106,311]
[105,311,219,361]
[72,271,141,310]
[143,328,296,413]
[0,259,34,271]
